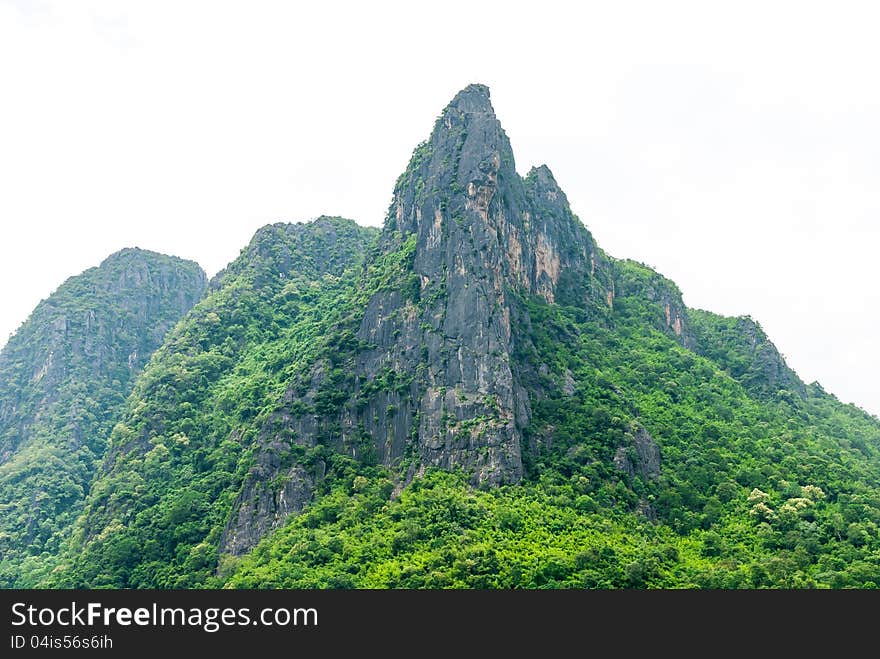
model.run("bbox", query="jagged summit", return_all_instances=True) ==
[527,164,559,186]
[391,82,517,240]
[251,84,620,501]
[525,164,571,209]
[443,82,494,115]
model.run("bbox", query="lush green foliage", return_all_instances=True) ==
[532,283,880,586]
[688,308,804,398]
[9,81,880,591]
[226,469,697,588]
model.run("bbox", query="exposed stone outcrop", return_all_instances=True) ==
[256,86,613,487]
[613,424,661,480]
[613,258,694,348]
[219,458,313,557]
[223,85,813,557]
[357,86,615,485]
[689,310,806,398]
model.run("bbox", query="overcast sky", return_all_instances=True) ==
[1,1,878,418]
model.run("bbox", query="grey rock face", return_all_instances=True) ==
[269,85,615,488]
[219,458,313,557]
[614,424,661,480]
[688,309,806,398]
[361,84,528,485]
[214,84,813,560]
[359,86,616,485]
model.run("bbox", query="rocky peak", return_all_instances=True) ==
[343,87,614,478]
[526,164,563,197]
[222,85,618,554]
[290,86,617,484]
[390,82,517,240]
[443,83,494,114]
[389,85,614,308]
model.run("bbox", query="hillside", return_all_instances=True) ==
[0,249,206,586]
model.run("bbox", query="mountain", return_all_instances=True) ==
[0,248,206,586]
[22,85,880,588]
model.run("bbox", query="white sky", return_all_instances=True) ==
[1,1,878,418]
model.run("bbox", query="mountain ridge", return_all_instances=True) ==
[0,248,206,586]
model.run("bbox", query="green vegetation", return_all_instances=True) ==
[226,469,694,588]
